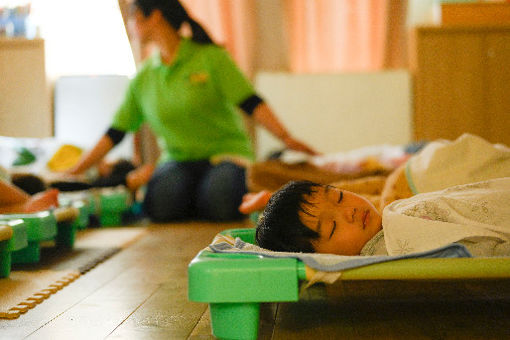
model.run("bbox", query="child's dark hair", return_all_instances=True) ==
[135,0,214,44]
[256,181,321,253]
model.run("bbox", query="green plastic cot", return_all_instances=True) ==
[60,188,131,227]
[0,219,28,278]
[53,207,80,250]
[59,197,90,230]
[71,200,90,230]
[98,190,130,226]
[0,211,57,264]
[188,228,510,340]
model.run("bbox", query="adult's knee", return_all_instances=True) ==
[143,162,194,222]
[196,162,247,221]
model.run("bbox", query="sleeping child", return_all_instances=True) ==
[240,133,510,214]
[256,178,510,257]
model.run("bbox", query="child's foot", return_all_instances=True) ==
[239,190,272,214]
[23,189,60,213]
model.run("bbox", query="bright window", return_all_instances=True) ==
[30,0,136,78]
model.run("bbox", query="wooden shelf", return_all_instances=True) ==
[410,25,510,146]
[0,38,51,138]
[442,2,510,26]
[0,37,44,48]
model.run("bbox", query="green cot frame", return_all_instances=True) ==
[60,189,131,227]
[0,189,132,278]
[0,211,57,264]
[98,191,130,226]
[188,228,510,340]
[0,219,27,278]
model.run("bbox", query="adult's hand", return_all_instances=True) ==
[282,135,319,155]
[126,164,155,191]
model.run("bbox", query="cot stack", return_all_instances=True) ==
[0,187,133,279]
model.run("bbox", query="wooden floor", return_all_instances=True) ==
[1,220,510,340]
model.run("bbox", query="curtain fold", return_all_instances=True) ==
[283,0,407,73]
[382,0,408,69]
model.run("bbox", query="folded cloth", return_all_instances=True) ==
[406,133,510,194]
[207,234,471,273]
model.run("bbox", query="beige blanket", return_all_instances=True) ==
[406,133,510,194]
[383,177,510,256]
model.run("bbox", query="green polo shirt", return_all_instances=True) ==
[112,38,255,162]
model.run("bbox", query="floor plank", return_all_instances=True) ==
[187,307,215,340]
[3,219,510,340]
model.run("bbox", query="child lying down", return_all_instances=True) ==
[241,133,510,215]
[256,177,510,257]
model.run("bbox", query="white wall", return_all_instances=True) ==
[54,75,133,160]
[255,71,412,159]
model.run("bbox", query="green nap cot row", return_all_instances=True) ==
[0,189,132,278]
[0,211,61,278]
[59,189,132,228]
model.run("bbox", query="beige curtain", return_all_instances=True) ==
[283,0,408,73]
[182,0,257,78]
[382,0,408,69]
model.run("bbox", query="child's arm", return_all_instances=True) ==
[379,164,414,211]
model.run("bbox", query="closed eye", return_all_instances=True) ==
[337,191,343,204]
[329,220,336,239]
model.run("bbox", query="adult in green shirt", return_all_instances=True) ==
[69,0,316,222]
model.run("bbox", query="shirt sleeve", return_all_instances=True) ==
[208,46,257,106]
[111,79,144,133]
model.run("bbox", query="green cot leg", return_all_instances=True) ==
[100,212,123,227]
[12,241,40,264]
[56,222,77,249]
[0,251,11,278]
[209,302,260,340]
[0,241,11,278]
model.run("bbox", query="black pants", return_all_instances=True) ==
[143,160,247,222]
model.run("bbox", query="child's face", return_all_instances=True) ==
[299,185,382,255]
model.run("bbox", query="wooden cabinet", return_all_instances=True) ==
[0,38,51,137]
[410,26,510,146]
